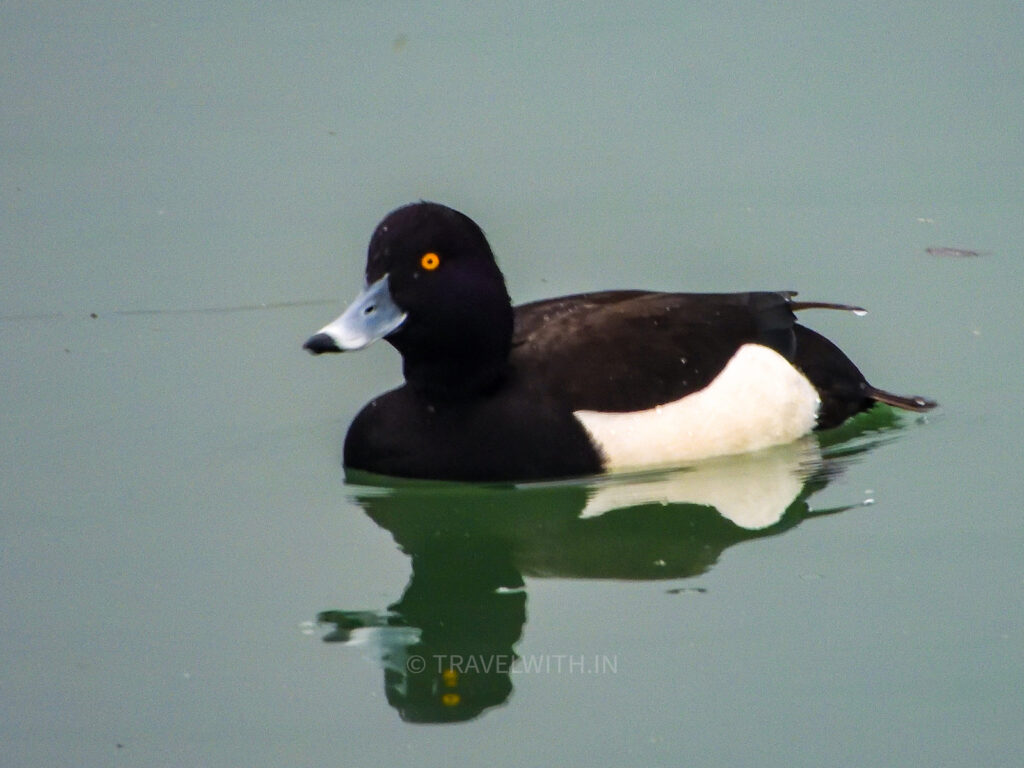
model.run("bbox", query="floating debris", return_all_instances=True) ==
[925,246,988,258]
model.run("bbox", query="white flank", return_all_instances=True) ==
[574,344,820,471]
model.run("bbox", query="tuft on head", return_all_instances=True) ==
[866,387,938,412]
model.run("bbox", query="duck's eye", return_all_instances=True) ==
[420,252,441,271]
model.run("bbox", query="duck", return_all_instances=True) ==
[304,201,935,482]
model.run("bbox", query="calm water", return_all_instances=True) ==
[3,3,1022,766]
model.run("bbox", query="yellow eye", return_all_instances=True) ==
[420,252,440,271]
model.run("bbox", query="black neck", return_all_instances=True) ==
[401,351,510,400]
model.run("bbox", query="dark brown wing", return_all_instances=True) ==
[509,290,799,412]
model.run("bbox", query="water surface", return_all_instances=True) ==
[3,2,1022,766]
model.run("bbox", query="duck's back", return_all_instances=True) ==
[510,289,818,413]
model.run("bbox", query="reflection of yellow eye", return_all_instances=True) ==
[420,252,440,271]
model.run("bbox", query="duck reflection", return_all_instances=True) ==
[318,410,901,723]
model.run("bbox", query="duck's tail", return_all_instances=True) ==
[865,386,937,412]
[788,296,938,413]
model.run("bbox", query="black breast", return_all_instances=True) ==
[343,385,602,482]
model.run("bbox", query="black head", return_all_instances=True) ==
[305,202,515,398]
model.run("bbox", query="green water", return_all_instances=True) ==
[3,2,1022,766]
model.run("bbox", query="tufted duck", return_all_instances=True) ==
[304,202,935,481]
